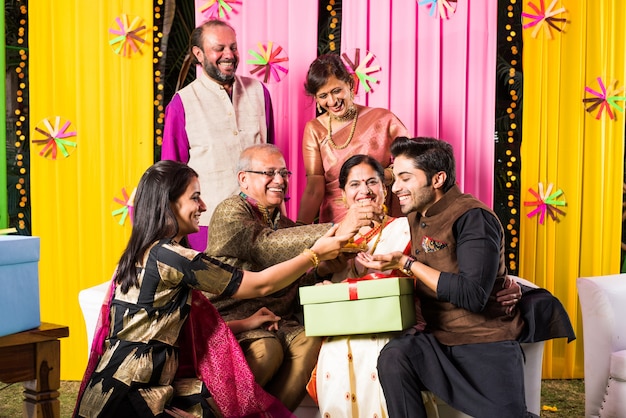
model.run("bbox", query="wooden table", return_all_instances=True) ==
[0,323,69,418]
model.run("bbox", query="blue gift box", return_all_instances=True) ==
[0,236,41,337]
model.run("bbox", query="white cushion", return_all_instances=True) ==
[78,281,110,354]
[599,350,626,417]
[577,274,626,418]
[609,350,626,381]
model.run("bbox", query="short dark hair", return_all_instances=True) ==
[339,154,385,190]
[116,160,199,293]
[391,136,457,192]
[189,19,236,65]
[304,54,354,97]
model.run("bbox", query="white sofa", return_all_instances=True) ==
[79,277,545,417]
[577,274,626,418]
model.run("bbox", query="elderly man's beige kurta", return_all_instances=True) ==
[179,73,268,225]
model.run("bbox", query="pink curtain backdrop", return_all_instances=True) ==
[342,0,497,206]
[194,1,319,218]
[193,1,496,214]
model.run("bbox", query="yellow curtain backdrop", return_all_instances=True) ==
[520,0,626,378]
[29,1,154,379]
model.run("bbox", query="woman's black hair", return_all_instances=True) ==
[115,160,199,293]
[304,53,354,97]
[339,154,385,190]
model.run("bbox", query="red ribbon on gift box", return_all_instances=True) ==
[346,273,394,300]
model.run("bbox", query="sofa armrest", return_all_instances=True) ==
[78,281,110,354]
[577,274,626,417]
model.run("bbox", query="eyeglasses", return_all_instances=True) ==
[244,169,292,179]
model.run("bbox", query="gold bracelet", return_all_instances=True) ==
[301,248,319,268]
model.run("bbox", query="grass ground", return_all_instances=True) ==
[0,379,584,417]
[0,380,80,417]
[540,379,585,418]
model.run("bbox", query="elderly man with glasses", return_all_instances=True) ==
[203,143,381,411]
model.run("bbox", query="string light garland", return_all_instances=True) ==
[6,1,30,234]
[318,0,342,55]
[153,0,165,156]
[494,0,523,274]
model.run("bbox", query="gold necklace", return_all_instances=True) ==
[351,215,388,277]
[327,107,359,150]
[331,106,358,122]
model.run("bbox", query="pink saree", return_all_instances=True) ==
[302,105,408,223]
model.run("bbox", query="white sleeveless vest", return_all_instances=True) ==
[178,72,268,225]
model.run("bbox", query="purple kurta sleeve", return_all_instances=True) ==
[162,94,190,163]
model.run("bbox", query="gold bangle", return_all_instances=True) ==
[301,248,320,268]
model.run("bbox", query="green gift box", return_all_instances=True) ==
[299,277,416,336]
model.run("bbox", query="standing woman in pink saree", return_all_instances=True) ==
[297,54,409,225]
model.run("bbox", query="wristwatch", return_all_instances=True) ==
[401,256,416,277]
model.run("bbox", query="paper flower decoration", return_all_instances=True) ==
[524,183,566,224]
[583,77,626,120]
[108,15,148,57]
[342,49,381,94]
[32,116,77,160]
[522,0,567,39]
[418,0,457,19]
[112,187,136,226]
[198,0,239,19]
[247,42,288,83]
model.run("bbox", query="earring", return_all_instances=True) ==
[341,195,348,208]
[316,102,322,113]
[350,90,355,101]
[383,188,388,214]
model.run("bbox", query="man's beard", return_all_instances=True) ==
[202,56,238,84]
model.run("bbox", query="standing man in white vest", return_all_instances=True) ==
[162,19,275,251]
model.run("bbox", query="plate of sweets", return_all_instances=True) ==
[339,240,368,253]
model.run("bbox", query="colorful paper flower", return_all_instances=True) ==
[418,0,457,19]
[524,183,566,225]
[522,0,567,39]
[112,187,136,226]
[198,0,239,19]
[583,77,626,120]
[342,49,381,94]
[32,116,77,160]
[247,41,289,83]
[108,15,148,57]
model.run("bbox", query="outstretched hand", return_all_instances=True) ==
[336,200,384,235]
[311,223,353,261]
[356,251,405,272]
